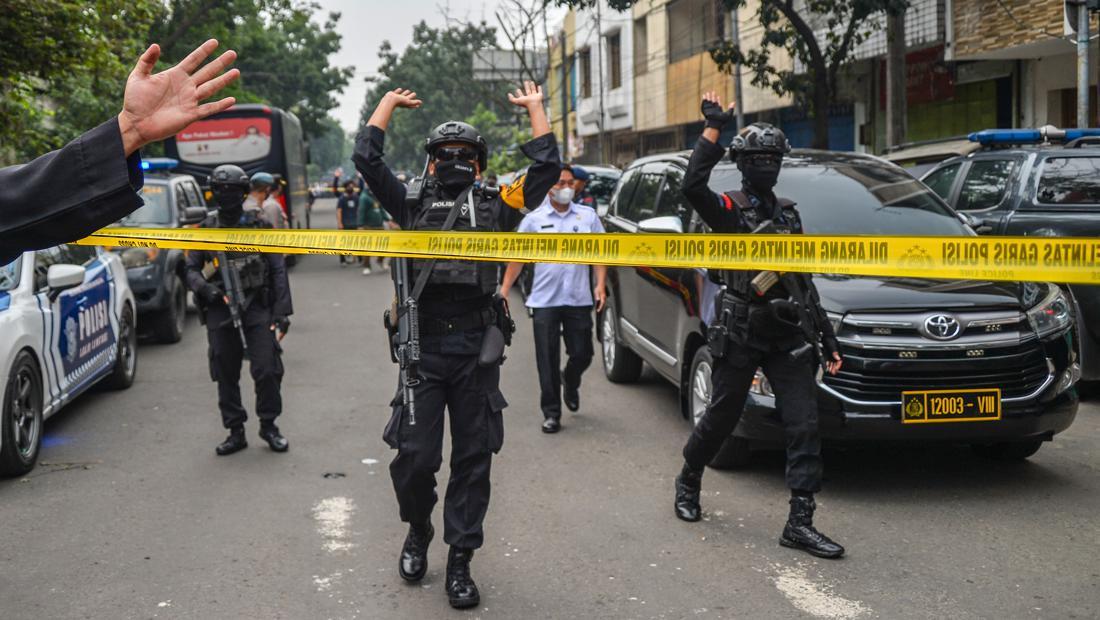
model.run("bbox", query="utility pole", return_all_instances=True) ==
[885,6,907,148]
[560,29,571,160]
[730,6,745,130]
[595,1,607,163]
[1077,1,1091,128]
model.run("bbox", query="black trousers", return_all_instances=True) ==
[682,346,822,492]
[384,351,506,550]
[531,305,594,419]
[206,317,284,430]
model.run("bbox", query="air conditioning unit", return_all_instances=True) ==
[1065,0,1100,37]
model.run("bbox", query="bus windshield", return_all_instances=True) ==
[176,117,272,164]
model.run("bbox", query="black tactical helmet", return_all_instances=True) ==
[729,123,791,160]
[425,121,488,170]
[209,164,250,190]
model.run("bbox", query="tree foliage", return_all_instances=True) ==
[0,0,162,163]
[1,0,351,165]
[466,104,532,176]
[359,21,509,172]
[709,0,907,148]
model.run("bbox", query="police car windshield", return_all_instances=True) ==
[0,257,20,291]
[120,184,173,226]
[709,158,971,237]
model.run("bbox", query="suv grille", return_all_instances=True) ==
[822,309,1052,403]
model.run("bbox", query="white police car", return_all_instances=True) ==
[0,243,137,476]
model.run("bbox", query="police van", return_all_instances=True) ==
[0,244,137,476]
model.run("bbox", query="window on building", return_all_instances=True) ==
[668,0,725,63]
[634,18,648,76]
[608,31,622,89]
[579,48,592,98]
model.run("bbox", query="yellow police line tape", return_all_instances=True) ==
[77,227,1100,285]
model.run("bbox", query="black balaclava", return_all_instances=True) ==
[738,155,781,194]
[213,187,247,225]
[435,159,477,194]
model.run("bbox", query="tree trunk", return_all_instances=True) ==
[885,8,908,148]
[812,70,830,149]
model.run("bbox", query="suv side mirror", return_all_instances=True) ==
[46,264,85,300]
[958,212,993,234]
[181,206,209,225]
[638,215,683,234]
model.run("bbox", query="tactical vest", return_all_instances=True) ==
[719,190,801,300]
[409,183,500,296]
[201,212,271,294]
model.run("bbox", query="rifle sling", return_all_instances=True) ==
[409,185,476,303]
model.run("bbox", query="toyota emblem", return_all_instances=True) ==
[923,314,961,340]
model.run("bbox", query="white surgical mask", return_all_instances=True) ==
[551,186,575,204]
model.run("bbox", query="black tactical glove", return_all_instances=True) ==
[822,335,841,360]
[199,283,224,305]
[273,315,291,335]
[701,98,733,130]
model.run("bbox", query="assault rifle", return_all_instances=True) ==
[216,251,249,359]
[386,257,421,426]
[749,220,826,369]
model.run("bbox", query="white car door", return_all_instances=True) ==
[33,245,118,404]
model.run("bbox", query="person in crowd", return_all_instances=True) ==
[357,186,391,274]
[335,181,360,266]
[570,165,597,208]
[244,172,287,229]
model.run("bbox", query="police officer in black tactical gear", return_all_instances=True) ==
[673,92,846,559]
[184,164,293,456]
[355,83,559,609]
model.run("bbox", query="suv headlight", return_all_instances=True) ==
[1026,287,1072,338]
[120,247,158,269]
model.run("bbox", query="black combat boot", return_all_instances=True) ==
[445,547,480,609]
[215,427,247,456]
[398,522,434,582]
[779,494,845,559]
[258,423,289,452]
[674,463,703,522]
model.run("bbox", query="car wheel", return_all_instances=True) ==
[104,304,137,390]
[686,346,752,470]
[600,300,642,383]
[151,277,185,344]
[971,440,1043,462]
[0,351,43,477]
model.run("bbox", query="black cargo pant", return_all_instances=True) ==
[532,305,594,420]
[205,306,284,430]
[683,343,822,492]
[385,350,506,550]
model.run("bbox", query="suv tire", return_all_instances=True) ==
[971,440,1043,461]
[150,276,186,343]
[104,304,137,390]
[686,346,752,470]
[600,300,642,383]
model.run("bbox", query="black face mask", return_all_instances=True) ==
[738,156,782,191]
[213,188,245,222]
[435,159,477,192]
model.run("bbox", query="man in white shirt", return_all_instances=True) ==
[500,165,607,433]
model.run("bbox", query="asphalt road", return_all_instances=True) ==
[1,199,1097,620]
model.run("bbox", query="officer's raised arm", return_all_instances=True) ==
[497,81,561,230]
[353,88,423,221]
[683,92,741,232]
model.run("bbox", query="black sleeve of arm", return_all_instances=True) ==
[184,250,210,294]
[496,133,561,231]
[683,137,742,233]
[0,118,144,264]
[352,126,407,223]
[268,254,293,317]
[804,274,839,356]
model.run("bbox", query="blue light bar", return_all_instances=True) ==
[140,157,179,171]
[968,127,1100,145]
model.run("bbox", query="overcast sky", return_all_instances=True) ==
[315,1,565,133]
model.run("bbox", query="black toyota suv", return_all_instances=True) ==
[921,128,1100,383]
[600,150,1080,467]
[112,165,209,342]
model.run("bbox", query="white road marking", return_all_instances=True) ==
[770,564,869,620]
[360,458,379,465]
[313,496,356,553]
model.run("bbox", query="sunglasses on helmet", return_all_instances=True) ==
[743,153,782,167]
[433,146,479,163]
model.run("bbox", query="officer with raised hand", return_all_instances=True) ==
[672,92,845,559]
[355,82,559,609]
[184,164,293,456]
